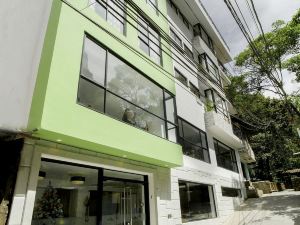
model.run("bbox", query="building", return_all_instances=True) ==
[0,0,255,225]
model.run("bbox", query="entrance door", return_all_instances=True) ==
[102,180,146,225]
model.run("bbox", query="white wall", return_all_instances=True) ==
[0,0,52,131]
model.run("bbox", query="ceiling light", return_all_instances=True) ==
[38,171,46,180]
[70,176,85,185]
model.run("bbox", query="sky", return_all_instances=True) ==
[200,0,300,96]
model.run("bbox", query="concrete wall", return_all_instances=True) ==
[0,0,52,131]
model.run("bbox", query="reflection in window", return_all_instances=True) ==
[170,29,182,47]
[178,118,210,163]
[199,54,221,86]
[205,89,229,122]
[92,0,125,33]
[77,36,177,141]
[179,181,216,223]
[138,16,161,65]
[31,161,99,225]
[214,139,238,172]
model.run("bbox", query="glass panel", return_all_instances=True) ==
[139,39,149,54]
[190,83,200,98]
[200,132,207,149]
[150,50,161,65]
[107,0,124,33]
[93,1,107,20]
[179,181,216,223]
[175,69,187,86]
[107,12,124,33]
[214,141,238,172]
[182,140,204,160]
[81,37,106,86]
[181,121,201,145]
[221,187,241,197]
[167,123,177,142]
[165,92,175,123]
[31,161,98,225]
[107,53,164,118]
[105,92,166,138]
[77,78,105,113]
[102,180,146,225]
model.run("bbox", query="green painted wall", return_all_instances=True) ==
[29,0,182,167]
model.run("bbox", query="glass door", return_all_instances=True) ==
[102,179,146,225]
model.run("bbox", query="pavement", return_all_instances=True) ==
[226,189,300,225]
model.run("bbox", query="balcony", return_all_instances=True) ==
[232,123,256,163]
[204,110,242,149]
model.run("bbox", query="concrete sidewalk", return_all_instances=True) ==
[226,190,300,225]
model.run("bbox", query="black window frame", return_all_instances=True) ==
[36,158,151,225]
[177,117,211,163]
[93,0,126,34]
[189,82,201,98]
[214,139,239,173]
[170,28,182,48]
[174,68,188,87]
[204,89,229,122]
[221,187,242,198]
[178,180,217,223]
[193,23,214,52]
[184,44,194,60]
[137,15,162,65]
[199,53,221,86]
[77,34,177,142]
[168,0,190,29]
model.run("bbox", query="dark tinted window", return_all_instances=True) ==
[222,187,241,197]
[214,139,238,172]
[179,181,216,222]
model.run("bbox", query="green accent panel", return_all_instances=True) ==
[29,0,182,167]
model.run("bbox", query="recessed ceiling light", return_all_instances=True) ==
[70,176,85,185]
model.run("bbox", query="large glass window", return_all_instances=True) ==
[138,16,161,65]
[31,160,149,225]
[205,89,229,122]
[78,35,177,141]
[214,139,238,172]
[178,118,210,163]
[199,54,221,86]
[92,0,125,33]
[179,181,216,223]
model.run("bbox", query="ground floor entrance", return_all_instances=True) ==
[31,159,149,225]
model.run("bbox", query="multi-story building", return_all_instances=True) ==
[0,0,255,225]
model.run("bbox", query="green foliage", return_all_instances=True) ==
[283,55,300,82]
[205,100,215,112]
[33,182,64,220]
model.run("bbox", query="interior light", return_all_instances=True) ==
[70,176,85,185]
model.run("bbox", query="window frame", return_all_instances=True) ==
[205,89,229,122]
[178,180,217,223]
[77,34,177,142]
[170,28,182,48]
[137,16,162,65]
[193,23,214,52]
[177,117,211,163]
[174,68,188,86]
[93,0,126,34]
[199,53,221,86]
[184,44,194,60]
[189,82,201,98]
[221,187,242,198]
[214,139,239,173]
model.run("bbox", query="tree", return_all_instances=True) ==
[226,76,300,181]
[234,8,300,115]
[33,182,64,224]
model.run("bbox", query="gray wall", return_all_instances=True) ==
[0,0,52,131]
